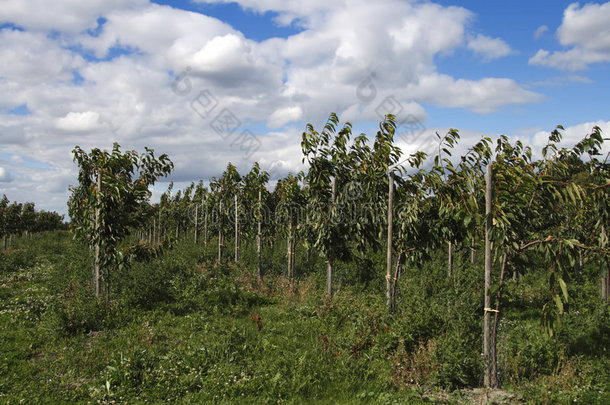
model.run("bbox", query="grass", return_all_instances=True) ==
[1,232,609,404]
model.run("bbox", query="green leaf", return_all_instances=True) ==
[558,278,568,302]
[553,294,564,314]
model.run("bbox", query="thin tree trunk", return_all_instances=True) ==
[158,210,162,244]
[257,188,262,281]
[204,203,208,248]
[291,234,296,279]
[287,222,292,278]
[471,236,476,264]
[194,204,199,244]
[218,200,223,262]
[326,177,336,297]
[391,251,405,312]
[105,268,110,307]
[447,241,453,277]
[94,168,101,298]
[483,163,493,388]
[234,194,239,262]
[603,226,608,302]
[386,171,394,312]
[491,251,508,388]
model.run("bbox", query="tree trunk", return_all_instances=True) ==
[257,188,262,281]
[194,204,199,244]
[386,171,394,312]
[218,200,223,262]
[153,214,156,244]
[326,177,336,297]
[391,251,405,312]
[105,268,111,307]
[483,163,493,388]
[291,234,296,278]
[447,241,453,277]
[94,168,101,298]
[234,194,239,262]
[471,236,476,264]
[158,210,162,244]
[491,251,508,388]
[204,203,208,248]
[287,222,292,278]
[603,226,608,302]
[326,260,333,296]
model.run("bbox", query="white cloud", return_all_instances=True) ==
[0,0,148,33]
[408,74,542,114]
[528,74,592,87]
[0,29,83,84]
[532,120,610,158]
[0,167,13,182]
[56,111,103,132]
[534,25,548,39]
[467,34,513,61]
[0,0,545,215]
[268,106,303,128]
[529,2,610,70]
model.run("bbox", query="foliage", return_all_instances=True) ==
[68,143,173,302]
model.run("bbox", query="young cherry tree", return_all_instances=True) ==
[68,143,173,305]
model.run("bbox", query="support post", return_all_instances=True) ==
[234,194,239,262]
[386,171,394,312]
[326,177,336,297]
[257,188,262,281]
[94,168,101,298]
[483,163,493,388]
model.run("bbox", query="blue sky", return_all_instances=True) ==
[1,0,610,215]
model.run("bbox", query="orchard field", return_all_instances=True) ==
[1,114,609,404]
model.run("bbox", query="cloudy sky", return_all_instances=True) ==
[1,0,610,216]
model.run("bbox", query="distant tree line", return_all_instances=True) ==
[0,194,67,249]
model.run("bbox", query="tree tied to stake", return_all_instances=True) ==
[68,143,173,305]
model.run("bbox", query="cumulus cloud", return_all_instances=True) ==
[467,34,513,61]
[531,120,610,159]
[0,167,13,182]
[0,0,546,215]
[268,106,303,128]
[529,2,610,70]
[408,74,541,113]
[56,111,103,132]
[0,0,148,33]
[0,29,83,84]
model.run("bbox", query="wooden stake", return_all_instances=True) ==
[218,200,223,261]
[204,200,208,248]
[326,177,336,297]
[386,171,394,312]
[483,162,493,388]
[194,204,199,244]
[234,194,239,262]
[448,241,453,277]
[257,188,262,281]
[94,168,101,298]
